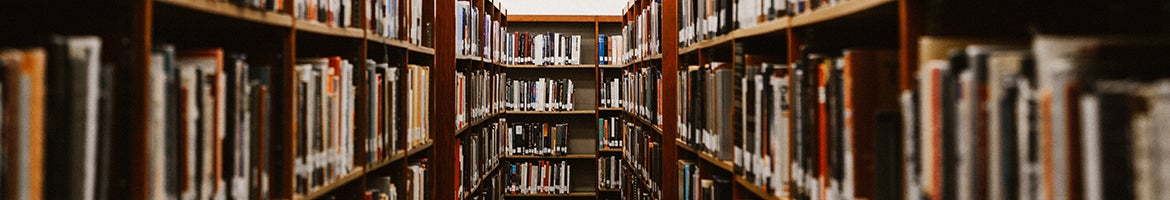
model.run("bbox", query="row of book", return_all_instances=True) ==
[603,66,663,125]
[454,1,496,59]
[455,69,505,129]
[597,116,625,150]
[677,62,734,162]
[458,118,504,196]
[677,0,854,49]
[677,160,731,200]
[403,159,429,200]
[598,34,623,65]
[614,0,663,65]
[503,160,573,194]
[371,0,428,46]
[504,78,576,111]
[623,122,662,197]
[364,63,403,165]
[735,61,790,195]
[903,36,1170,200]
[293,0,357,28]
[502,32,584,66]
[292,57,359,195]
[365,176,398,200]
[506,122,570,156]
[598,156,623,189]
[0,36,124,200]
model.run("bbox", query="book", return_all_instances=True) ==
[0,48,47,200]
[43,35,102,200]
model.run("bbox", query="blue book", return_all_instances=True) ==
[598,34,607,65]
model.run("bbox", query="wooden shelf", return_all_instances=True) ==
[598,148,623,154]
[508,15,623,23]
[790,0,896,27]
[504,64,598,69]
[503,154,596,159]
[736,175,787,200]
[505,110,597,115]
[621,158,657,194]
[296,21,365,39]
[370,35,436,55]
[598,187,621,192]
[674,139,734,172]
[456,54,485,61]
[624,111,662,135]
[294,166,366,200]
[597,107,623,111]
[502,192,597,197]
[406,140,434,157]
[456,111,504,135]
[462,162,502,200]
[599,64,623,69]
[676,0,896,55]
[367,149,408,171]
[155,0,294,27]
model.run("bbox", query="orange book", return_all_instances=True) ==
[178,48,225,195]
[1,48,46,200]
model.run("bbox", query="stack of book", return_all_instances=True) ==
[404,65,431,148]
[678,62,734,161]
[406,159,429,200]
[292,57,358,195]
[503,160,572,194]
[504,78,575,111]
[623,121,662,196]
[365,176,399,200]
[292,0,360,28]
[616,0,662,64]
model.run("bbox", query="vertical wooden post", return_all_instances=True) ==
[660,0,679,199]
[132,0,152,198]
[433,0,457,199]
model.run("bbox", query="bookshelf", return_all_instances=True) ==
[6,0,1169,200]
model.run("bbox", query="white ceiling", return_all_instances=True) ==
[496,0,628,16]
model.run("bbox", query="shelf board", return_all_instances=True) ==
[155,0,293,27]
[462,161,502,200]
[406,140,434,157]
[295,166,365,200]
[505,110,597,115]
[736,175,786,200]
[508,15,622,23]
[456,54,485,61]
[680,33,736,55]
[370,35,436,55]
[597,187,621,192]
[674,139,734,172]
[790,0,896,28]
[456,111,504,135]
[624,111,662,134]
[504,64,598,69]
[597,107,623,111]
[296,21,365,39]
[731,17,792,40]
[597,148,623,154]
[599,64,623,69]
[367,149,408,171]
[503,154,596,159]
[502,192,597,197]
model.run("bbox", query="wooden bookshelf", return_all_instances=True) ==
[295,166,366,200]
[505,110,598,115]
[503,154,597,159]
[455,111,504,135]
[624,111,663,135]
[674,139,734,172]
[154,0,294,27]
[502,192,598,197]
[503,64,599,69]
[461,162,501,200]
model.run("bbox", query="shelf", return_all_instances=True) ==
[790,0,896,28]
[367,149,408,172]
[617,53,664,68]
[675,0,896,55]
[597,107,623,111]
[503,154,597,159]
[505,110,597,115]
[296,21,365,40]
[456,111,504,135]
[456,54,485,61]
[599,64,623,69]
[621,158,657,194]
[155,0,294,27]
[370,35,436,55]
[508,15,623,23]
[597,148,623,154]
[295,166,366,200]
[598,187,621,192]
[674,139,734,172]
[406,140,434,157]
[736,175,787,200]
[624,111,662,134]
[504,64,599,69]
[502,192,597,197]
[462,162,502,200]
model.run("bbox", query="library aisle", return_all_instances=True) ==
[1,0,1169,199]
